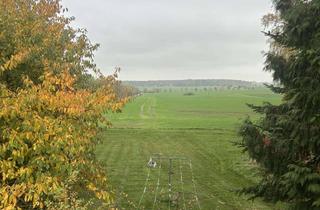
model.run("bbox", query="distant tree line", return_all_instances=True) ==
[78,72,140,99]
[124,79,262,88]
[139,85,259,93]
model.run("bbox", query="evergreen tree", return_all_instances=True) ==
[239,0,320,209]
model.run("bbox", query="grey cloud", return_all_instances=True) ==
[62,0,273,82]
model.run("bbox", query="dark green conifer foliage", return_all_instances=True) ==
[239,0,320,209]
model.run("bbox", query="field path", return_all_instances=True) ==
[139,96,157,120]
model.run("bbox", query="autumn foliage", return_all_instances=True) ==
[0,0,125,209]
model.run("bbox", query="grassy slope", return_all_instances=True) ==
[96,89,283,210]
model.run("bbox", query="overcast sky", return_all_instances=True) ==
[61,0,273,82]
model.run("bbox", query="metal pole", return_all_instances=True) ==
[168,158,173,209]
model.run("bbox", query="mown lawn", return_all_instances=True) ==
[96,89,284,209]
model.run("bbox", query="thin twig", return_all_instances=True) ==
[137,164,151,209]
[152,157,162,210]
[189,160,202,210]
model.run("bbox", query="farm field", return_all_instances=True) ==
[96,89,283,210]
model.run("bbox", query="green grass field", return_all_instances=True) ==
[96,89,283,210]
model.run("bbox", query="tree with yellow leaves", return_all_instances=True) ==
[0,0,125,209]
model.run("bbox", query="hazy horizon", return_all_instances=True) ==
[120,78,263,83]
[62,0,274,82]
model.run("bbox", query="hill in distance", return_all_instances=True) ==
[123,79,264,91]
